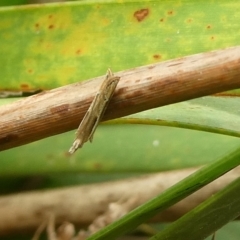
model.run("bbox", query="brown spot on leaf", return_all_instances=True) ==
[168,10,173,15]
[48,24,54,29]
[134,8,149,22]
[20,83,29,90]
[76,49,81,55]
[48,15,53,19]
[28,69,33,74]
[50,104,69,114]
[35,23,39,28]
[211,36,215,40]
[187,18,192,23]
[160,18,164,22]
[207,25,211,29]
[93,162,102,170]
[96,4,101,9]
[153,54,161,60]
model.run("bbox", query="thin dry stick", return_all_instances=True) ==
[1,46,240,151]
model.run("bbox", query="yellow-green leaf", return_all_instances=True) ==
[1,0,240,95]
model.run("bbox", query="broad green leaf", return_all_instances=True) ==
[3,124,239,176]
[0,0,240,96]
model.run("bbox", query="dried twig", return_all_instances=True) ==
[1,46,240,151]
[1,167,240,236]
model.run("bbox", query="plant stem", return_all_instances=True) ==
[1,46,240,151]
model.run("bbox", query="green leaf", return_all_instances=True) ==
[1,0,240,95]
[3,124,238,176]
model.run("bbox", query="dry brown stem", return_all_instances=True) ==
[0,166,240,236]
[1,46,240,150]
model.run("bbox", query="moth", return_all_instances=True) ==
[69,69,120,154]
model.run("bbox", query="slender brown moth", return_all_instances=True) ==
[69,69,120,154]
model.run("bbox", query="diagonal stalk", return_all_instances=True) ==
[1,46,240,151]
